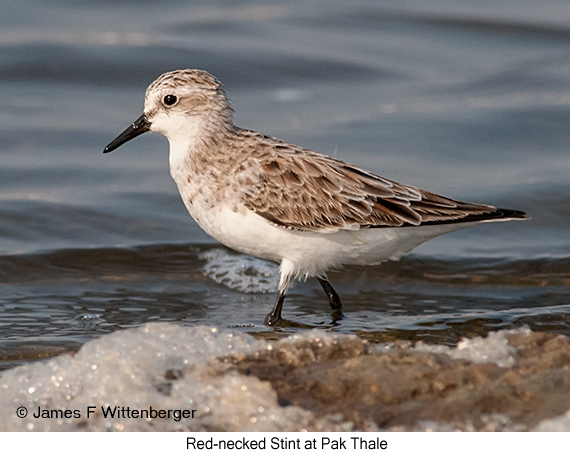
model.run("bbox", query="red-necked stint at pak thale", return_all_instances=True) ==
[104,69,526,326]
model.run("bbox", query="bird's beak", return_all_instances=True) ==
[103,114,151,153]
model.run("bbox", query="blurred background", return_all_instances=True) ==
[1,0,569,369]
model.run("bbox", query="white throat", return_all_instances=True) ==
[154,115,203,181]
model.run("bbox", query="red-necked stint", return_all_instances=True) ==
[104,69,526,326]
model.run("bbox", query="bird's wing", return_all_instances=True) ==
[239,135,507,232]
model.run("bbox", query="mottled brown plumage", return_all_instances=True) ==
[235,129,510,231]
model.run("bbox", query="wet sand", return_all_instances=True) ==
[229,331,570,431]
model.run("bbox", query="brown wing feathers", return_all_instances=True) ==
[241,138,520,231]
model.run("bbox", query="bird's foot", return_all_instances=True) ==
[264,311,282,326]
[331,308,346,324]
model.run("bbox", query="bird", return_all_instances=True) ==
[104,69,526,326]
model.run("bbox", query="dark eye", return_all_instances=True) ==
[163,94,178,106]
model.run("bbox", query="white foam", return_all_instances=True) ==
[533,411,570,432]
[0,324,345,432]
[199,248,279,294]
[412,327,532,368]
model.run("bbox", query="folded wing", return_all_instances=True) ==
[239,134,525,231]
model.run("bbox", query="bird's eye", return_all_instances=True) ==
[163,94,178,106]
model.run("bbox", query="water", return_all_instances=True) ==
[1,0,570,374]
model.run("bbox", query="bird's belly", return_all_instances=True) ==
[182,199,474,279]
[185,202,287,263]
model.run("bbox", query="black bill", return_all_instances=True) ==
[103,114,151,153]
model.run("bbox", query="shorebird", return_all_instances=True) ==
[104,69,526,326]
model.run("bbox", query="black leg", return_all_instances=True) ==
[317,277,344,317]
[264,290,285,326]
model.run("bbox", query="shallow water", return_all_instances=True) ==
[1,0,570,372]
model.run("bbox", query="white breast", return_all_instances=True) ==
[172,188,475,280]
